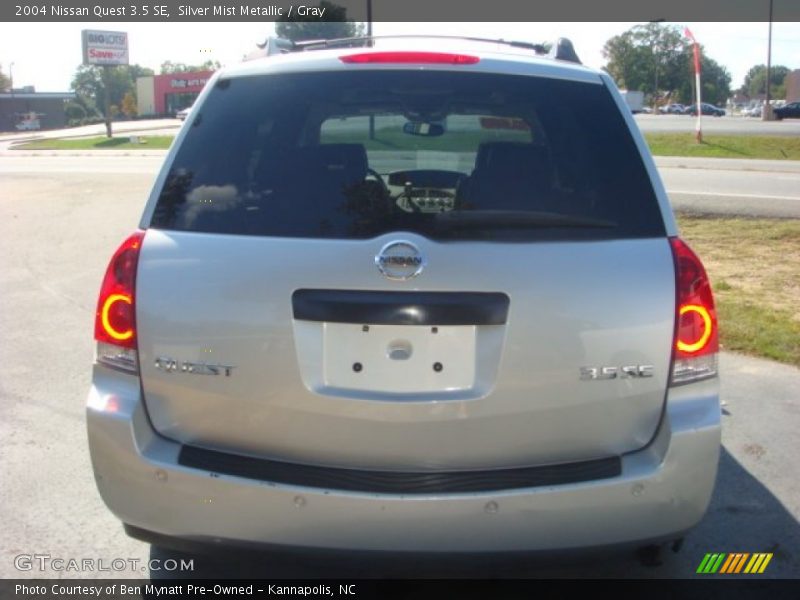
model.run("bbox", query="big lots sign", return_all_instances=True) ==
[82,30,129,66]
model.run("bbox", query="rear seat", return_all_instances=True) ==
[458,141,555,211]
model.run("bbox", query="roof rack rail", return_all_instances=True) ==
[244,35,582,65]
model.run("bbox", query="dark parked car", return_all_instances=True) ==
[684,103,725,117]
[774,102,800,120]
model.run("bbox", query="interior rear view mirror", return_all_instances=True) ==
[402,121,445,137]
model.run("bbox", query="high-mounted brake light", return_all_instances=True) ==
[670,237,718,385]
[339,51,480,65]
[94,230,145,373]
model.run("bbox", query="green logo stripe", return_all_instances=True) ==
[700,553,722,573]
[703,553,720,573]
[697,553,714,573]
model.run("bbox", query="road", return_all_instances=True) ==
[2,154,799,218]
[656,157,800,218]
[634,114,800,137]
[1,159,799,579]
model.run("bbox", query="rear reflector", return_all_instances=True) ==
[339,51,480,65]
[669,237,719,385]
[95,341,139,373]
[94,231,145,373]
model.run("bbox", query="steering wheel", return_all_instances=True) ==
[396,184,424,213]
[366,168,390,197]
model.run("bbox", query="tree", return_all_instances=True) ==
[740,65,790,99]
[0,63,10,92]
[70,64,154,119]
[698,57,732,106]
[121,92,137,118]
[603,23,731,106]
[160,60,220,74]
[602,34,650,91]
[64,101,86,122]
[673,55,731,106]
[276,1,364,41]
[603,23,687,104]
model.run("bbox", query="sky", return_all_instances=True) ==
[1,21,799,92]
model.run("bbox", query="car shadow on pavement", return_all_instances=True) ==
[683,446,799,579]
[148,447,799,580]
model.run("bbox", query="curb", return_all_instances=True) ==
[0,150,169,158]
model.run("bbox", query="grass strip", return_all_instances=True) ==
[15,132,800,161]
[645,133,800,160]
[13,135,174,150]
[676,214,800,366]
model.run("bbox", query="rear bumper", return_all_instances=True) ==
[87,366,720,553]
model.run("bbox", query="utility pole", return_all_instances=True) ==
[649,20,665,113]
[102,65,113,138]
[653,47,659,113]
[367,0,375,140]
[763,0,774,121]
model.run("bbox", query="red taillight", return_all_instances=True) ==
[676,304,713,353]
[670,237,718,384]
[339,51,480,65]
[94,231,145,350]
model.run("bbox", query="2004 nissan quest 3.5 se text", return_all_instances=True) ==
[87,36,721,556]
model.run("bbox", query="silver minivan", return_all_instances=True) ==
[87,36,720,555]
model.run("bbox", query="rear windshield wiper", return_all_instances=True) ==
[434,210,617,230]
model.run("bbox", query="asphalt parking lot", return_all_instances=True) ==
[1,160,798,579]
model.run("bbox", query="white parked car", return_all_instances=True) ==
[175,104,193,121]
[660,103,686,114]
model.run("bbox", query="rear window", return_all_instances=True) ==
[149,70,665,241]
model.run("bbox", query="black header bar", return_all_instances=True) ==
[1,578,797,598]
[3,0,800,22]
